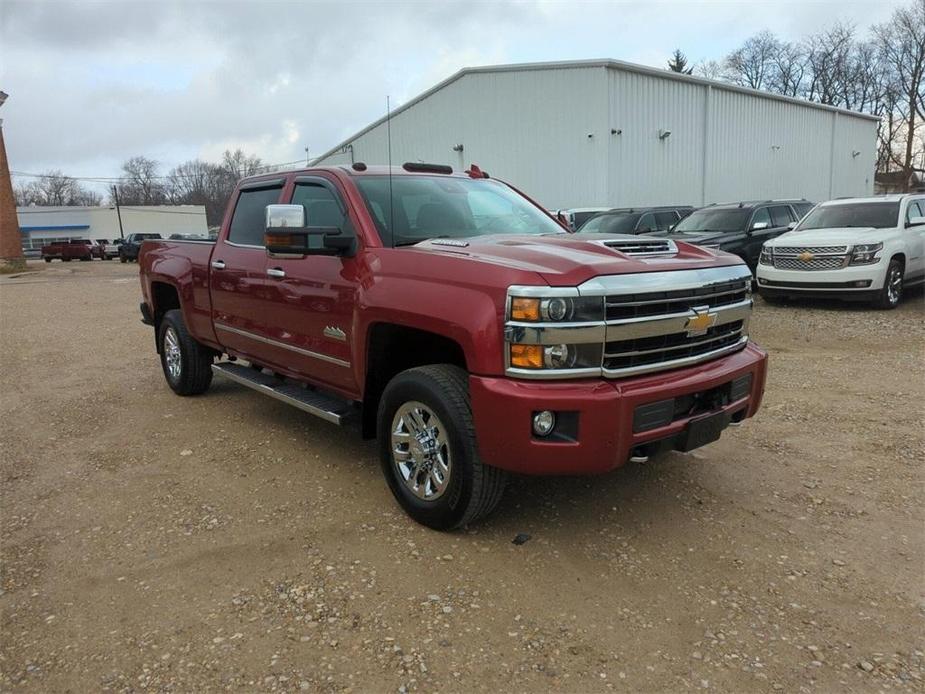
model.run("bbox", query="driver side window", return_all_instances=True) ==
[906,200,924,223]
[291,183,349,233]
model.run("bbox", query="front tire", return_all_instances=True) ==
[875,258,903,309]
[120,255,127,263]
[377,365,506,530]
[158,309,214,395]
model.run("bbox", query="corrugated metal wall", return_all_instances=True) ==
[316,64,877,210]
[318,66,609,208]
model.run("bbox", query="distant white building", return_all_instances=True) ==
[16,205,208,254]
[315,59,878,209]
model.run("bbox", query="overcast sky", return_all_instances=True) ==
[0,0,906,195]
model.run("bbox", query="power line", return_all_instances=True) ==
[10,158,310,183]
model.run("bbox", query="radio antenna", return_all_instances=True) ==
[386,95,394,246]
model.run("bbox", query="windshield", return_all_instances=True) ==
[354,175,564,246]
[797,202,900,230]
[578,213,639,234]
[671,208,749,233]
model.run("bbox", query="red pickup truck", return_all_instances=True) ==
[41,239,102,262]
[139,163,767,529]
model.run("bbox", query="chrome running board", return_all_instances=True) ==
[211,362,354,425]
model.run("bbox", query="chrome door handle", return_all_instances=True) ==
[211,260,226,270]
[266,267,286,278]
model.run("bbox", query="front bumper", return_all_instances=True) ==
[469,342,767,475]
[756,260,887,296]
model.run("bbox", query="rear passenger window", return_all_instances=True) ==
[770,206,794,228]
[228,185,282,246]
[750,208,771,229]
[654,211,678,230]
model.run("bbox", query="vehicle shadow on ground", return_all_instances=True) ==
[209,378,708,537]
[755,284,925,313]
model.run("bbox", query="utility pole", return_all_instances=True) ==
[304,147,310,166]
[111,184,124,239]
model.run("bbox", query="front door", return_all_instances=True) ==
[744,206,790,267]
[905,199,925,281]
[209,180,284,363]
[258,176,359,396]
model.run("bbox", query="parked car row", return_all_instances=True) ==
[40,233,208,263]
[558,193,924,309]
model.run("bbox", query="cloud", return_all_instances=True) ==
[0,0,908,194]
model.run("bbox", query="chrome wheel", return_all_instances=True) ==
[887,266,902,305]
[163,327,182,381]
[391,401,451,501]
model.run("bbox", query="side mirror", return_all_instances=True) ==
[264,204,350,256]
[787,221,797,230]
[906,216,925,228]
[751,221,770,231]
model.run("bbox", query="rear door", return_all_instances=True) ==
[256,175,359,395]
[209,179,284,363]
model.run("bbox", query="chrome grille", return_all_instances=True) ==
[605,279,749,320]
[774,245,848,255]
[504,266,753,380]
[604,321,744,371]
[602,239,676,255]
[773,256,847,271]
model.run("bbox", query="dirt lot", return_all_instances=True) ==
[1,259,923,692]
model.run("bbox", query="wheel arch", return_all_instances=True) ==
[360,322,468,439]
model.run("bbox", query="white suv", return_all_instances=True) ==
[756,194,925,309]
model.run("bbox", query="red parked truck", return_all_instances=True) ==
[41,239,103,262]
[138,163,767,529]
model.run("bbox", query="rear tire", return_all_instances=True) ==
[377,364,507,530]
[158,309,214,395]
[874,258,903,309]
[44,257,51,263]
[120,255,127,263]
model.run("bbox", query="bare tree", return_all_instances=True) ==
[221,149,264,181]
[116,156,166,205]
[165,159,232,226]
[768,41,806,97]
[695,60,725,81]
[874,0,925,179]
[13,171,101,206]
[723,31,779,89]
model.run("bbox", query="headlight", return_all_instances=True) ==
[759,246,773,265]
[508,296,603,322]
[849,242,883,265]
[509,343,602,370]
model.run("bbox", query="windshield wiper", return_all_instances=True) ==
[393,235,452,247]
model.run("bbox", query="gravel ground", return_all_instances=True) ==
[1,259,923,693]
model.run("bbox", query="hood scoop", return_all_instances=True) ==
[600,238,677,256]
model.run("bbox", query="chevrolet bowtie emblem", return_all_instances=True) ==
[798,251,815,262]
[685,307,717,336]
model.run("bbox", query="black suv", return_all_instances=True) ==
[119,233,162,262]
[654,199,814,269]
[576,205,694,235]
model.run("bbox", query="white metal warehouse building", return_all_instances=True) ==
[315,59,878,209]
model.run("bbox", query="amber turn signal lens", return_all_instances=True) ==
[510,344,543,369]
[511,297,540,321]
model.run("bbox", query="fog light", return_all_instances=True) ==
[532,410,556,436]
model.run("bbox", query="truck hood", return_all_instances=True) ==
[765,227,880,247]
[411,233,743,286]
